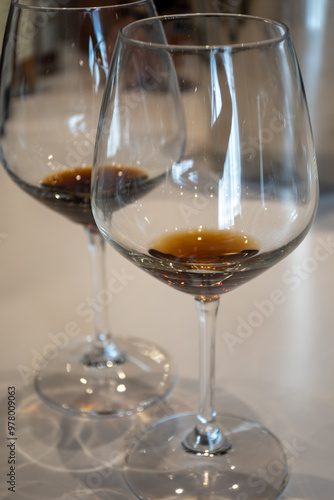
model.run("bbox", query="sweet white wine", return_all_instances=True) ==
[149,228,258,263]
[41,166,93,225]
[9,165,148,226]
[41,165,149,226]
[146,228,260,296]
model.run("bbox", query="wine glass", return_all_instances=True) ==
[92,13,319,499]
[0,0,176,418]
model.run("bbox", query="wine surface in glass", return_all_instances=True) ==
[147,228,260,296]
[10,165,148,226]
[41,166,93,225]
[149,229,258,262]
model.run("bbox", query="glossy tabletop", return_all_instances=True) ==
[1,155,334,499]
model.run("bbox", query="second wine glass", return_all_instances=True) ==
[92,13,318,499]
[0,0,175,417]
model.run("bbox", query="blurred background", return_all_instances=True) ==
[0,0,333,192]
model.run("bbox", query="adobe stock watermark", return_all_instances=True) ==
[177,106,287,226]
[63,462,117,499]
[240,107,287,161]
[65,63,169,169]
[6,0,72,48]
[17,267,135,385]
[57,402,165,499]
[241,437,306,499]
[223,235,334,353]
[212,0,245,12]
[58,446,120,500]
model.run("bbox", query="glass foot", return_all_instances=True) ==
[124,412,290,499]
[34,336,175,417]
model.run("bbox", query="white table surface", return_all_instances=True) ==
[1,1,334,497]
[0,157,334,499]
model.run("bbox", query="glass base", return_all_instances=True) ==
[34,336,175,418]
[124,412,290,500]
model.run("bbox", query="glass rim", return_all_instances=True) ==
[10,0,151,12]
[120,13,290,52]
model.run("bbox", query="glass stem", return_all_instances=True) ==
[182,296,231,455]
[82,226,125,368]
